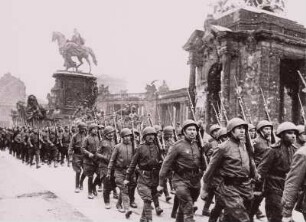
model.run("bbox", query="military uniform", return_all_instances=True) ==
[258,141,297,222]
[160,137,203,222]
[28,130,41,168]
[60,129,71,166]
[126,129,163,222]
[282,145,306,221]
[69,131,86,191]
[96,137,115,204]
[204,118,255,222]
[48,130,58,167]
[108,136,134,214]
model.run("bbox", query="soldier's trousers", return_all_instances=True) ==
[59,145,69,164]
[174,182,200,222]
[216,181,253,222]
[114,170,130,211]
[99,167,112,204]
[137,183,159,221]
[48,146,58,164]
[28,147,40,165]
[265,191,283,222]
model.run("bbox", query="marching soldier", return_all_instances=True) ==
[125,126,163,222]
[28,128,41,168]
[159,120,205,222]
[202,124,221,216]
[250,120,274,220]
[295,125,306,149]
[82,123,100,199]
[48,128,59,168]
[203,117,256,222]
[107,128,134,218]
[95,125,115,208]
[282,143,306,222]
[60,126,71,166]
[258,122,298,222]
[68,122,87,193]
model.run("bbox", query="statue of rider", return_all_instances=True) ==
[71,28,85,46]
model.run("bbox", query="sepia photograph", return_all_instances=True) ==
[0,0,306,221]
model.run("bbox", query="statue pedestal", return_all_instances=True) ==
[50,70,98,116]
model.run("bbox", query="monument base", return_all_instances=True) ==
[49,70,98,117]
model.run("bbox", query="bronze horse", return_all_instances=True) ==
[52,31,97,73]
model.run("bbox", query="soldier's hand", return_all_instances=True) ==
[88,153,94,158]
[123,180,130,186]
[157,185,164,193]
[201,189,208,200]
[282,217,293,222]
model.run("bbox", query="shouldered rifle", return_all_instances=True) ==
[131,121,136,154]
[260,87,276,143]
[298,70,306,93]
[298,94,306,124]
[167,107,178,142]
[211,103,222,126]
[219,92,229,124]
[234,76,256,178]
[113,112,120,144]
[186,89,208,170]
[147,114,164,161]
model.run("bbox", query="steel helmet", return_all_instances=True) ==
[216,127,227,140]
[78,122,87,129]
[248,124,255,130]
[120,128,132,137]
[181,119,199,134]
[226,118,248,133]
[209,124,221,135]
[296,125,305,135]
[104,126,115,135]
[163,126,174,135]
[142,127,157,138]
[276,122,298,136]
[88,123,98,132]
[153,125,162,132]
[133,128,140,135]
[256,120,273,132]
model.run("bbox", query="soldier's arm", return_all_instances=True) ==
[81,137,92,157]
[126,148,140,181]
[28,135,33,147]
[95,142,110,161]
[282,151,306,217]
[68,135,75,155]
[107,146,119,174]
[257,147,274,178]
[159,145,178,187]
[203,145,224,185]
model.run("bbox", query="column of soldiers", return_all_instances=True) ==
[1,115,306,222]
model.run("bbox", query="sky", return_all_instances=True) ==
[0,0,306,101]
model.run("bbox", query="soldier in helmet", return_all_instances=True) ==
[250,120,274,220]
[48,127,59,168]
[258,122,298,222]
[28,128,41,169]
[203,117,257,222]
[161,125,175,201]
[95,125,116,208]
[295,125,306,149]
[60,126,71,166]
[107,128,134,218]
[248,124,256,140]
[202,124,221,216]
[282,141,306,222]
[158,120,205,222]
[216,127,228,143]
[125,126,163,222]
[82,123,100,199]
[68,122,87,193]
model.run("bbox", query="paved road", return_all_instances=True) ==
[0,150,304,222]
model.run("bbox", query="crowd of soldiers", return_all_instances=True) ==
[0,116,306,222]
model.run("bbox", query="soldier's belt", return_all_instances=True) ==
[223,177,250,186]
[176,168,200,176]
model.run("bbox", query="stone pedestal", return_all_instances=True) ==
[49,70,97,116]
